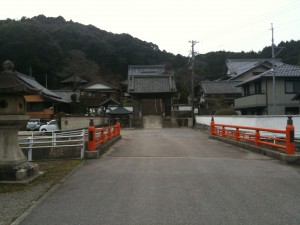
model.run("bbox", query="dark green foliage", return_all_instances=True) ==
[0,15,299,92]
[214,108,238,115]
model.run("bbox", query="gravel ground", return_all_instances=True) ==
[0,182,52,225]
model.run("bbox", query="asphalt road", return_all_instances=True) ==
[18,128,300,225]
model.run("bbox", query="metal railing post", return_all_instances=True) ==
[53,132,57,147]
[81,129,85,158]
[27,136,33,161]
[286,116,295,155]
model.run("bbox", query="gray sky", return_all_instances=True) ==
[2,0,300,56]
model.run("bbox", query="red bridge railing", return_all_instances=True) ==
[210,116,295,155]
[88,120,120,151]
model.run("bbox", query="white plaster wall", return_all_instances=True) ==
[196,115,300,137]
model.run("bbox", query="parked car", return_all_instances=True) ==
[26,118,48,131]
[39,120,60,132]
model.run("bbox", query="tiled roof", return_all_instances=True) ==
[128,75,176,93]
[128,65,166,76]
[17,73,65,102]
[107,106,132,115]
[237,64,300,86]
[51,90,80,103]
[226,58,283,77]
[60,75,88,83]
[80,81,117,91]
[201,81,242,94]
[99,98,120,106]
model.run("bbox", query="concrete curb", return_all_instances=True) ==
[210,135,300,165]
[85,135,122,159]
[11,160,86,225]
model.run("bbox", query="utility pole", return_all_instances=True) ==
[189,40,198,123]
[271,23,276,115]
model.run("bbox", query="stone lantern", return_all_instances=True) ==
[0,60,40,182]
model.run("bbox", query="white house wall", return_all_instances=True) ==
[266,78,298,114]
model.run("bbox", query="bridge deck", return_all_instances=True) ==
[19,128,300,225]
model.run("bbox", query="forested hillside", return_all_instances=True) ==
[0,15,299,92]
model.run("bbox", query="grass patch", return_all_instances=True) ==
[0,159,83,193]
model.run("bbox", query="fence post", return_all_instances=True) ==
[27,136,33,161]
[52,132,56,147]
[255,130,260,146]
[210,117,215,135]
[81,129,85,158]
[236,128,240,141]
[116,122,121,135]
[107,127,111,140]
[286,116,295,155]
[88,119,96,151]
[222,126,225,137]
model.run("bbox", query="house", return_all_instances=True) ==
[79,81,120,114]
[196,58,284,114]
[226,58,283,81]
[292,93,300,112]
[18,73,67,119]
[234,64,300,115]
[197,81,242,114]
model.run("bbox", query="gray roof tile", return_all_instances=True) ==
[226,58,283,78]
[237,64,300,86]
[60,75,88,83]
[17,73,64,101]
[201,81,242,94]
[128,75,176,93]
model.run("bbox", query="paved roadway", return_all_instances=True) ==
[19,128,300,225]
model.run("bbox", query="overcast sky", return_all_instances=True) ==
[2,0,300,56]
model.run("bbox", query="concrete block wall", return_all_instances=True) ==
[61,116,108,131]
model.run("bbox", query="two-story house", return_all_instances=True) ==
[197,58,282,113]
[234,64,300,115]
[226,58,283,81]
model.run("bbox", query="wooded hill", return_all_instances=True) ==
[0,15,299,93]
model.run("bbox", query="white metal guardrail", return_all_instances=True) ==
[18,129,87,161]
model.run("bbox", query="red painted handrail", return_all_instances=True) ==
[210,117,295,155]
[88,122,121,151]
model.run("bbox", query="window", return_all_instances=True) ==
[285,80,300,93]
[27,103,44,112]
[285,107,299,115]
[255,81,262,94]
[243,85,250,96]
